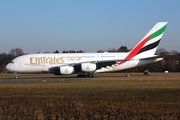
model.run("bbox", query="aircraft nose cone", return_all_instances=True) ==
[5,63,13,72]
[5,64,10,71]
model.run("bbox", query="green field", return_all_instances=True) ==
[0,73,180,119]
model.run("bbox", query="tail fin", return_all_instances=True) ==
[126,22,168,60]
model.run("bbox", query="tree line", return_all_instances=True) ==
[0,46,180,73]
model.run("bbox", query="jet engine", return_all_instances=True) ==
[59,66,74,74]
[49,66,74,75]
[81,63,96,72]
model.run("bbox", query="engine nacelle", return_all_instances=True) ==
[81,63,96,72]
[59,66,74,74]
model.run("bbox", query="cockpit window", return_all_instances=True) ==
[10,61,14,63]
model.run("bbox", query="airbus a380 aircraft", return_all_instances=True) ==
[6,22,168,78]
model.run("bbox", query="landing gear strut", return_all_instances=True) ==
[77,73,96,78]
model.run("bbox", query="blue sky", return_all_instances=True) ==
[0,0,180,53]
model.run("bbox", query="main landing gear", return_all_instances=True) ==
[77,73,96,78]
[13,73,19,79]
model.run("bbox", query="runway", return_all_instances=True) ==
[0,77,80,83]
[0,73,122,83]
[0,72,180,83]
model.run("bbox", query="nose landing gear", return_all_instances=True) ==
[14,73,19,79]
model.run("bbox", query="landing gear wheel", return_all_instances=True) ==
[77,73,96,78]
[15,76,19,79]
[14,73,19,79]
[92,74,96,77]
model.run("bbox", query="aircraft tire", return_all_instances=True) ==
[77,73,96,78]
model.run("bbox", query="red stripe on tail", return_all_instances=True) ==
[118,34,152,65]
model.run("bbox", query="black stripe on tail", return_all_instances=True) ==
[137,39,161,55]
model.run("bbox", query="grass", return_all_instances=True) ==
[1,73,180,100]
[0,72,180,119]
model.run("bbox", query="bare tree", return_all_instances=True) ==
[171,50,178,55]
[97,50,105,53]
[62,50,85,53]
[9,48,24,57]
[107,48,117,52]
[77,50,85,53]
[44,51,50,53]
[155,48,169,55]
[117,46,129,52]
[53,50,59,53]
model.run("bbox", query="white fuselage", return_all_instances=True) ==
[5,52,161,74]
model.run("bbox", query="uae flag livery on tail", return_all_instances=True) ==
[118,22,168,65]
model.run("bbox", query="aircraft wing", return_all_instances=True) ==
[48,59,123,74]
